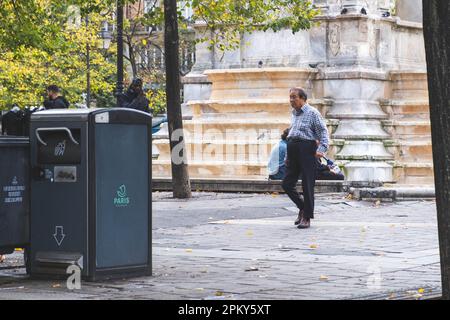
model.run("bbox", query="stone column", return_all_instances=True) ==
[323,0,391,15]
[317,69,394,182]
[313,0,330,14]
[316,11,395,182]
[376,0,392,15]
[190,23,214,73]
[183,22,214,107]
[396,0,423,23]
[341,0,376,14]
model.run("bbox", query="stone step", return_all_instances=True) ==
[188,98,331,119]
[205,68,317,100]
[383,120,431,138]
[393,162,434,185]
[154,139,276,162]
[182,118,338,135]
[382,100,430,120]
[396,175,435,185]
[390,71,429,101]
[153,160,268,178]
[153,139,341,162]
[396,141,433,162]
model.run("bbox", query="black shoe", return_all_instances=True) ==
[297,218,311,229]
[294,210,304,225]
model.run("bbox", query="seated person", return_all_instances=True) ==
[316,156,345,180]
[119,79,151,113]
[268,128,289,180]
[268,134,345,181]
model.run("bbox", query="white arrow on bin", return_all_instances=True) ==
[53,226,66,246]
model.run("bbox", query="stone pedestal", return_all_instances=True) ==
[153,0,432,184]
[315,68,394,182]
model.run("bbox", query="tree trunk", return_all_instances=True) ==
[128,40,138,78]
[163,0,191,199]
[116,0,124,107]
[422,0,450,300]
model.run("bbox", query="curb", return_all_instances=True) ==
[350,187,435,201]
[152,178,383,194]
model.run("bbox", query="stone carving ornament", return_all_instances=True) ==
[329,23,341,56]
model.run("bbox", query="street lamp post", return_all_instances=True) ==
[86,14,91,108]
[116,0,124,107]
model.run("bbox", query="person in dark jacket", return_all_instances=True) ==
[1,106,25,136]
[119,79,150,113]
[43,85,70,109]
[316,156,345,180]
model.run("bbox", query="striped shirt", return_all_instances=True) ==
[287,103,329,154]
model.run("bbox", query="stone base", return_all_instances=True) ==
[343,161,393,182]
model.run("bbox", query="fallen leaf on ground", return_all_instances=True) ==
[246,230,254,236]
[309,244,318,249]
[245,267,259,272]
[418,288,425,294]
[374,200,381,207]
[215,291,224,296]
[0,255,5,263]
[52,284,61,288]
[319,275,329,281]
[185,249,193,253]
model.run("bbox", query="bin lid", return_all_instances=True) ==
[31,108,152,124]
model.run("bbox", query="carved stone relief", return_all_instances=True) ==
[329,23,341,56]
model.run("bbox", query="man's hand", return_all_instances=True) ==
[315,151,324,158]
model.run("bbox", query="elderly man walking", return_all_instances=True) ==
[282,87,330,229]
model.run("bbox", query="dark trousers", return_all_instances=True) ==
[282,139,317,219]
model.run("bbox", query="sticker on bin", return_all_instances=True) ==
[2,176,25,204]
[95,113,109,123]
[54,166,77,183]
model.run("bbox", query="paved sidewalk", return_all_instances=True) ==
[0,192,442,299]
